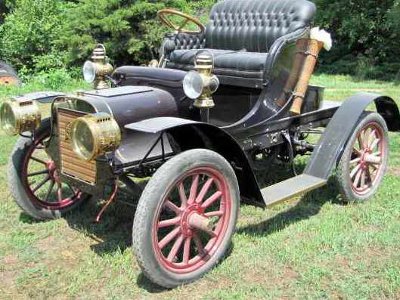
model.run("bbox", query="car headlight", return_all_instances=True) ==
[83,61,96,83]
[70,113,121,161]
[0,100,41,136]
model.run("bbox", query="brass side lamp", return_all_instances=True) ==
[83,44,114,90]
[183,52,220,110]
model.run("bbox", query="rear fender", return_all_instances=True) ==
[125,117,264,206]
[305,93,399,179]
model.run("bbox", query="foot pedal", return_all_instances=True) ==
[261,174,327,207]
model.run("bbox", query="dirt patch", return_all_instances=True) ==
[0,255,21,298]
[242,263,299,288]
[34,233,89,271]
[388,167,400,177]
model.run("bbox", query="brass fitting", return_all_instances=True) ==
[70,113,121,161]
[193,52,219,109]
[0,99,41,135]
[84,44,114,90]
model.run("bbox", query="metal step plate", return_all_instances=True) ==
[261,174,327,207]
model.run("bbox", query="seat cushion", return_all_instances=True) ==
[167,49,268,79]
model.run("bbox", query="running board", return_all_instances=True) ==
[261,174,327,207]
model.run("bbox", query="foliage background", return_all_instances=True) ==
[0,0,399,80]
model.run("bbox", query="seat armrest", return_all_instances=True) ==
[263,28,310,84]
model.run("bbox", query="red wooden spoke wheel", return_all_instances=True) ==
[22,133,83,210]
[337,113,389,202]
[133,149,239,288]
[349,122,385,195]
[154,167,231,274]
[8,119,86,220]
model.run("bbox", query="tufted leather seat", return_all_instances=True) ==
[165,0,316,88]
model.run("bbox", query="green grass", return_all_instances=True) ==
[0,74,399,299]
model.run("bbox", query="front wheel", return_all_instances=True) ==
[336,112,389,203]
[8,118,87,220]
[132,149,240,288]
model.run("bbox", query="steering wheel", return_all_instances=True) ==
[157,9,205,34]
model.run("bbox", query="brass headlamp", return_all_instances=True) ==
[183,52,219,109]
[83,44,114,90]
[0,99,41,136]
[70,113,121,161]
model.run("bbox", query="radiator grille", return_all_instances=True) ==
[57,109,97,184]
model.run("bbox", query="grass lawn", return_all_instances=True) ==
[0,74,399,299]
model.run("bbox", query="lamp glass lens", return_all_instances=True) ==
[83,61,96,83]
[183,71,203,100]
[72,120,95,160]
[0,102,16,134]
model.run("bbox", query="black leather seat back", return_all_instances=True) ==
[205,0,316,52]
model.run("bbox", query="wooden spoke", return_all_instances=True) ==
[158,217,181,229]
[178,182,188,208]
[357,135,364,149]
[32,176,51,193]
[57,183,63,202]
[201,191,222,209]
[159,227,181,250]
[204,210,224,218]
[167,234,185,262]
[28,169,49,177]
[30,156,47,165]
[195,178,214,204]
[189,175,199,203]
[350,157,361,165]
[44,180,56,202]
[182,237,192,264]
[350,164,361,179]
[353,169,363,188]
[360,171,366,189]
[164,200,182,215]
[367,129,376,148]
[369,138,380,151]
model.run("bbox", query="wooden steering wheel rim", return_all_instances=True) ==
[157,9,205,34]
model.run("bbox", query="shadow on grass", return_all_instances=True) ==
[18,161,343,293]
[237,177,342,237]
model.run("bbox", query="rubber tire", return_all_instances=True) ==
[132,149,240,288]
[8,118,86,220]
[336,112,389,203]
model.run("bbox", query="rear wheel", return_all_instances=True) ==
[336,112,389,203]
[8,119,86,220]
[132,149,240,288]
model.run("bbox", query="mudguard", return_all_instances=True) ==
[126,117,264,206]
[14,91,66,103]
[305,93,400,179]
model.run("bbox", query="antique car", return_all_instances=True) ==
[1,0,400,289]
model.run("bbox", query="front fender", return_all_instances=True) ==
[305,93,399,179]
[125,117,264,206]
[13,91,66,103]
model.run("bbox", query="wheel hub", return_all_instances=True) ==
[46,160,61,183]
[180,204,211,237]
